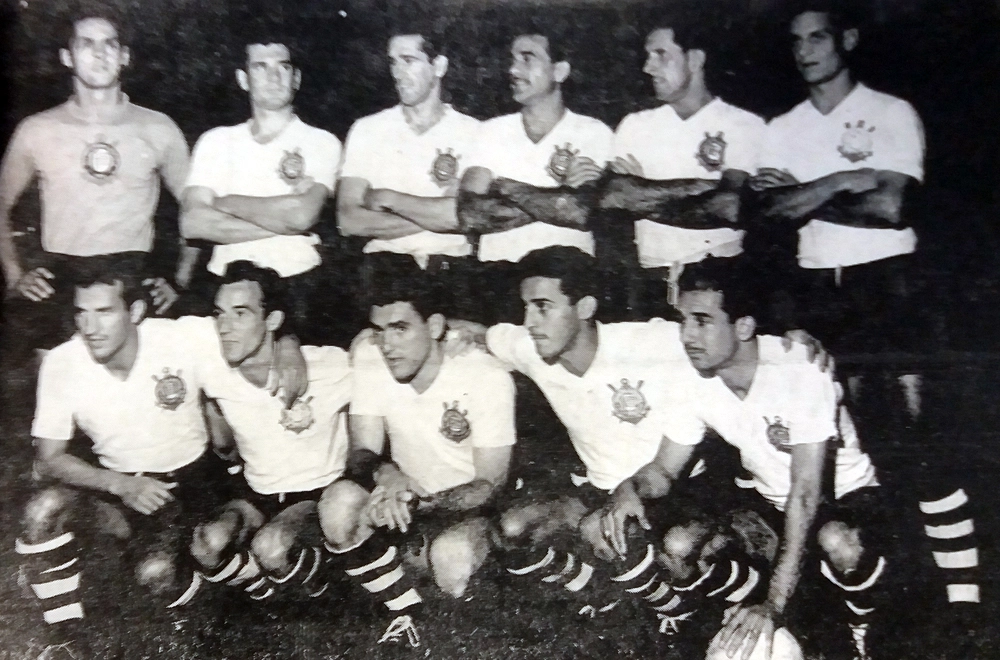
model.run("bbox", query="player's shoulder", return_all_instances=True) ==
[565,109,613,135]
[192,122,244,148]
[127,103,182,129]
[42,334,87,368]
[713,98,766,128]
[443,105,481,128]
[757,335,826,375]
[610,317,681,342]
[852,84,920,118]
[302,345,352,380]
[293,118,341,144]
[479,112,521,133]
[13,104,72,140]
[449,349,512,381]
[349,106,401,132]
[616,104,666,130]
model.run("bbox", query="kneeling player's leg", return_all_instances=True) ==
[250,500,327,598]
[190,499,270,599]
[428,518,492,598]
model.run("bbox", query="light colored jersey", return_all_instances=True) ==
[351,340,516,495]
[340,105,478,265]
[663,336,877,511]
[186,116,341,277]
[0,96,188,256]
[486,319,691,491]
[202,346,352,496]
[32,317,214,473]
[757,83,925,269]
[470,110,613,263]
[614,98,764,267]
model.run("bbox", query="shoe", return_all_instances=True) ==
[378,614,420,648]
[656,610,695,635]
[37,642,81,660]
[849,622,870,660]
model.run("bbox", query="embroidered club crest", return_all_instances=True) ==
[837,120,875,163]
[608,378,650,425]
[278,149,306,184]
[280,396,315,434]
[764,416,791,453]
[439,401,471,442]
[429,148,460,187]
[82,139,120,182]
[152,368,187,411]
[695,131,727,172]
[547,142,577,184]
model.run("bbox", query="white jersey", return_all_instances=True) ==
[470,110,613,263]
[486,319,691,491]
[614,99,764,267]
[202,346,352,496]
[757,84,925,269]
[663,336,877,511]
[351,340,516,495]
[186,116,342,277]
[340,105,478,266]
[32,317,216,474]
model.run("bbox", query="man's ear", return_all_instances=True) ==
[735,316,756,342]
[842,28,859,52]
[265,310,285,333]
[292,67,302,91]
[428,313,446,341]
[60,48,73,69]
[554,60,571,84]
[121,46,131,69]
[576,295,597,322]
[433,54,449,79]
[236,69,249,92]
[687,48,706,75]
[129,299,147,325]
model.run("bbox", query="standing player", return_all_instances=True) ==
[319,256,515,646]
[751,4,980,640]
[337,25,480,318]
[0,9,187,363]
[458,30,613,323]
[604,19,764,319]
[181,32,341,344]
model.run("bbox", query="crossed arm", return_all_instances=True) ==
[337,176,461,239]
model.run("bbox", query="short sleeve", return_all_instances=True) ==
[467,361,517,448]
[156,117,190,199]
[485,323,528,372]
[338,120,372,181]
[172,316,226,393]
[580,119,614,166]
[724,114,766,174]
[350,340,389,417]
[755,119,787,172]
[32,349,76,441]
[876,100,925,182]
[309,132,342,192]
[185,128,229,193]
[786,364,840,446]
[657,381,708,447]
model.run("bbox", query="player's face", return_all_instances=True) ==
[791,11,846,85]
[677,289,739,374]
[643,28,692,103]
[371,302,435,383]
[509,35,560,106]
[242,43,300,111]
[63,18,128,89]
[389,35,439,107]
[214,281,270,367]
[521,276,582,362]
[74,282,136,365]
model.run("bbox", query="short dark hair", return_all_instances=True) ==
[236,22,301,70]
[676,257,758,323]
[366,253,441,321]
[646,9,714,57]
[518,247,596,304]
[388,11,448,60]
[787,0,862,41]
[217,260,289,318]
[72,258,144,308]
[64,1,129,48]
[510,16,572,64]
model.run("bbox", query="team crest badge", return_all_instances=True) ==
[82,139,120,182]
[439,401,471,442]
[280,396,315,434]
[152,368,187,411]
[695,132,727,172]
[764,416,792,453]
[547,142,577,184]
[837,120,875,163]
[278,149,306,184]
[429,148,460,187]
[608,378,650,425]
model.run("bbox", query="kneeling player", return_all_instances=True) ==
[604,258,887,660]
[319,257,516,646]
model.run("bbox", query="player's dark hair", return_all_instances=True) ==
[518,247,597,304]
[677,257,759,324]
[235,22,302,70]
[388,12,447,60]
[510,17,572,64]
[217,260,289,318]
[71,258,144,308]
[64,1,129,48]
[787,0,862,44]
[645,8,715,58]
[366,253,441,321]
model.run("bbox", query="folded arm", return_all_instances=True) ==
[336,177,423,240]
[180,186,279,244]
[214,182,329,235]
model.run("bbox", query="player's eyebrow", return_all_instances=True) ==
[691,311,713,322]
[527,297,554,305]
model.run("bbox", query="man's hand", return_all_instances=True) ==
[272,337,309,407]
[14,267,55,301]
[564,156,605,188]
[443,319,488,357]
[143,277,178,315]
[748,168,798,192]
[371,468,429,533]
[580,509,617,562]
[363,188,397,213]
[112,474,176,515]
[609,154,644,177]
[781,329,833,372]
[710,602,778,660]
[600,483,651,558]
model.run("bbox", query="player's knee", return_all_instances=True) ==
[135,550,178,595]
[191,520,236,569]
[658,522,709,581]
[499,506,534,541]
[22,487,73,542]
[430,527,487,598]
[817,520,863,575]
[251,524,295,575]
[318,479,369,549]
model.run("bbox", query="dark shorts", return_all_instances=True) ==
[232,479,328,521]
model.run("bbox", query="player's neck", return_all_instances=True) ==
[409,343,444,395]
[249,106,296,144]
[557,323,598,377]
[670,82,714,121]
[808,68,856,115]
[68,82,126,121]
[401,94,446,135]
[102,326,140,380]
[714,337,759,400]
[237,335,277,389]
[520,91,565,144]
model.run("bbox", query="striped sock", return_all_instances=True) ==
[202,551,275,601]
[918,488,980,604]
[652,558,764,634]
[16,532,85,641]
[504,545,599,597]
[270,546,330,598]
[326,534,423,615]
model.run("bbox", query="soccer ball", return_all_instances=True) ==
[705,627,803,660]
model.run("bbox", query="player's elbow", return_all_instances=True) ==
[336,202,367,237]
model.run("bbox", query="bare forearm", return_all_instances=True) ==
[599,174,718,214]
[181,206,278,244]
[626,463,674,500]
[378,191,460,233]
[423,479,498,513]
[769,490,820,613]
[39,454,125,496]
[337,203,423,240]
[0,209,23,286]
[497,178,594,230]
[456,189,538,235]
[814,188,906,228]
[644,189,742,229]
[215,194,318,235]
